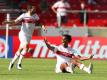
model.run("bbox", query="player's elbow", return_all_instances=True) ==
[51,6,55,11]
[80,58,84,61]
[14,20,19,24]
[76,56,82,60]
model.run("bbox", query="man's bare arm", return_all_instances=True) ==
[44,38,55,51]
[3,20,20,25]
[73,55,94,61]
[51,6,57,14]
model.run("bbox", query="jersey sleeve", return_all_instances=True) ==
[14,13,24,22]
[70,49,80,56]
[34,14,40,21]
[51,44,59,53]
[66,2,71,8]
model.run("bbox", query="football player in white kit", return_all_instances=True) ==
[4,4,46,70]
[44,35,93,74]
[51,0,71,27]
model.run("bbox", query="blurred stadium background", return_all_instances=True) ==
[0,0,107,36]
[0,0,107,80]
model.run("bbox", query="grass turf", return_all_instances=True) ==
[0,58,107,80]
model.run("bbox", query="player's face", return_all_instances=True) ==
[62,36,69,47]
[30,6,36,14]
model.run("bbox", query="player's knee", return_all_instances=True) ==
[72,60,80,66]
[72,60,77,64]
[20,45,28,55]
[23,45,29,52]
[60,63,68,73]
[21,49,27,56]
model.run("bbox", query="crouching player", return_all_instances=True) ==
[44,34,93,74]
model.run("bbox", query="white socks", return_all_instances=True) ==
[17,55,23,65]
[17,50,26,65]
[11,52,20,64]
[11,50,26,65]
[83,66,90,73]
[80,64,89,73]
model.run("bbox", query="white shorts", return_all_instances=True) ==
[55,61,72,73]
[18,31,31,47]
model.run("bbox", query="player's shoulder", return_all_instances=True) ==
[21,12,26,15]
[33,13,39,17]
[20,12,27,17]
[58,44,63,47]
[65,2,70,5]
[52,44,59,47]
[57,1,61,3]
[58,44,67,49]
[67,46,76,51]
[54,1,61,5]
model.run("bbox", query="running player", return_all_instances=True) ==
[44,34,93,74]
[4,4,46,70]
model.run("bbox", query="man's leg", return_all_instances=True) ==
[62,16,68,24]
[72,60,93,74]
[57,15,61,27]
[17,44,28,70]
[8,46,23,71]
[60,63,74,74]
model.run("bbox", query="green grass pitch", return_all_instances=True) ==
[0,58,107,80]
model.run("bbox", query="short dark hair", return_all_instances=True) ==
[27,4,34,10]
[62,34,72,43]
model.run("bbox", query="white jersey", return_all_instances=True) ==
[53,1,70,16]
[15,13,39,37]
[53,45,78,73]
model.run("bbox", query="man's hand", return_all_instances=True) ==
[2,20,15,25]
[2,21,8,24]
[42,25,47,33]
[75,54,94,61]
[89,55,94,59]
